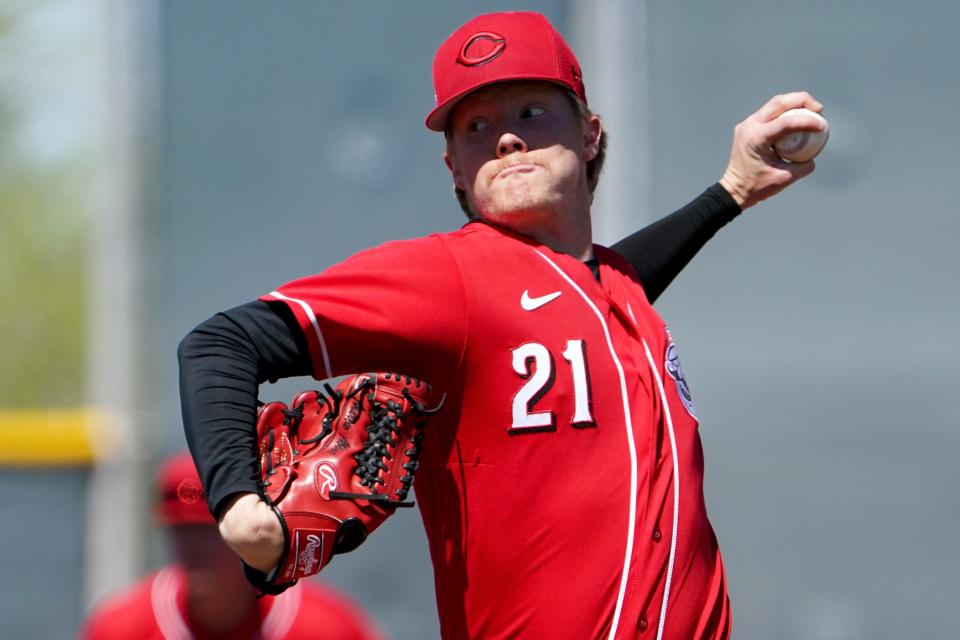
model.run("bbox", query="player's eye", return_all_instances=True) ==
[520,106,546,119]
[468,118,490,133]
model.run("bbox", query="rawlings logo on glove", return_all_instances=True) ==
[247,372,442,595]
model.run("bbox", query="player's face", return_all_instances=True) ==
[445,81,601,236]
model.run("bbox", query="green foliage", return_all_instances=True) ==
[0,163,90,407]
[0,3,94,408]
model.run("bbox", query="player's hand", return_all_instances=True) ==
[718,91,825,210]
[217,492,284,573]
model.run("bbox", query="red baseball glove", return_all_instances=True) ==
[246,372,441,595]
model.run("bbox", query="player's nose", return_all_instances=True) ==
[496,132,528,158]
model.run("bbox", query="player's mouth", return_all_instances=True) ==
[497,163,539,179]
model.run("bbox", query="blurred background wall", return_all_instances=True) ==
[1,1,957,638]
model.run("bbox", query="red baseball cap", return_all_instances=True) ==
[426,11,587,131]
[154,451,215,526]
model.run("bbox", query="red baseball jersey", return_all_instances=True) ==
[262,222,731,639]
[79,567,382,640]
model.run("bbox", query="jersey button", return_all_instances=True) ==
[652,528,662,542]
[638,617,648,632]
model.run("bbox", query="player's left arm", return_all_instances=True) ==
[178,300,309,572]
[613,90,824,303]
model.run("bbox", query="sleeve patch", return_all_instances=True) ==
[664,328,697,419]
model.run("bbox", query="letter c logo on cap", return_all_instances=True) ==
[457,32,507,67]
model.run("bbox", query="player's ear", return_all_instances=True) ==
[444,151,468,191]
[582,115,602,162]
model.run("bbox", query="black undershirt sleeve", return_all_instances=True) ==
[611,182,741,303]
[179,183,741,518]
[178,300,311,518]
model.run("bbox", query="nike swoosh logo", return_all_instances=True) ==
[520,290,562,311]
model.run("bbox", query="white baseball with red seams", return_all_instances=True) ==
[773,108,830,162]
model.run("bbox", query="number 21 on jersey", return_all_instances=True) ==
[510,340,595,433]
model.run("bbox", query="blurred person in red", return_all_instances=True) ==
[79,451,383,640]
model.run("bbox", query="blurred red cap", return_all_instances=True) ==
[426,11,587,131]
[154,451,215,526]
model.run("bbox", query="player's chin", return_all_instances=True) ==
[496,187,561,215]
[481,198,552,225]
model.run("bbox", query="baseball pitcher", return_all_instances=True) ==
[178,11,824,640]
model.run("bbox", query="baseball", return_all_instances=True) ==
[772,108,829,163]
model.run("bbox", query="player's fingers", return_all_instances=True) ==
[755,110,827,145]
[751,91,823,123]
[774,157,817,181]
[790,157,816,178]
